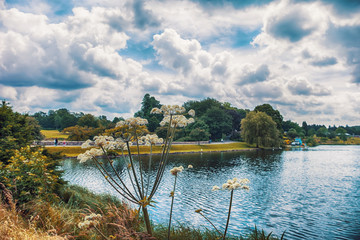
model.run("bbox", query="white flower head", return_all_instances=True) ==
[188,109,195,117]
[188,165,193,169]
[170,166,184,176]
[220,178,250,191]
[81,139,93,149]
[212,185,220,191]
[77,148,103,163]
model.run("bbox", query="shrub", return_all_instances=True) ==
[0,146,63,204]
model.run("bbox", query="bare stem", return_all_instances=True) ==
[223,190,234,240]
[167,175,177,240]
[198,212,222,235]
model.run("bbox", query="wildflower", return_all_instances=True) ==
[212,185,220,191]
[77,148,103,163]
[81,139,93,149]
[170,166,184,176]
[188,109,195,117]
[221,178,250,191]
[188,165,193,169]
[141,134,163,145]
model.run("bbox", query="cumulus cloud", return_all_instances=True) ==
[310,56,337,67]
[287,77,331,96]
[238,64,270,85]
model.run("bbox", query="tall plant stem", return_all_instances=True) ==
[142,206,152,236]
[167,175,177,240]
[126,141,143,199]
[198,212,222,235]
[223,190,234,240]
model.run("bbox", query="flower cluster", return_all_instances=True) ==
[116,117,148,127]
[78,213,102,229]
[113,117,149,141]
[212,178,250,191]
[77,148,103,163]
[140,134,163,146]
[151,105,186,115]
[160,115,195,128]
[170,166,184,176]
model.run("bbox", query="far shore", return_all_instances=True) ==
[44,142,257,157]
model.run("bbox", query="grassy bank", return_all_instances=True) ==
[0,184,282,240]
[46,142,254,157]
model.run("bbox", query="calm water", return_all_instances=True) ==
[60,145,360,239]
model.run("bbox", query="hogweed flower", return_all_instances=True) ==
[188,109,195,117]
[170,166,184,176]
[188,165,193,169]
[221,178,250,191]
[212,185,220,191]
[78,213,102,229]
[77,148,103,163]
[141,134,163,146]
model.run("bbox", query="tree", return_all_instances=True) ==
[0,101,43,163]
[335,127,347,141]
[254,104,283,131]
[240,111,281,148]
[134,94,162,132]
[189,128,210,144]
[78,114,99,128]
[316,126,328,137]
[202,106,232,140]
[183,98,222,118]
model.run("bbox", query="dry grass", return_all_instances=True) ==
[0,202,63,240]
[45,142,254,157]
[41,130,69,140]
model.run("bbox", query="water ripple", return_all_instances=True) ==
[60,146,360,239]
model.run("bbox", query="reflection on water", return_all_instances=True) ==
[60,145,360,239]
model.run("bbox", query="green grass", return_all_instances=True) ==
[45,142,255,157]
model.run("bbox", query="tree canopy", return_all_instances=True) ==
[254,104,283,131]
[241,111,281,148]
[0,101,42,163]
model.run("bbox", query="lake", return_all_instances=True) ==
[60,145,360,239]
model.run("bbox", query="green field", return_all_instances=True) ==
[41,130,69,139]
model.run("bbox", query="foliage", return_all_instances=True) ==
[134,93,162,132]
[0,146,64,204]
[0,101,43,163]
[241,111,281,148]
[33,108,122,130]
[189,128,211,142]
[62,125,104,141]
[202,106,232,140]
[254,104,283,131]
[316,126,328,137]
[77,113,100,128]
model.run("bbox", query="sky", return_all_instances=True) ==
[0,0,359,126]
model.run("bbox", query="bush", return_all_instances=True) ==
[0,146,64,204]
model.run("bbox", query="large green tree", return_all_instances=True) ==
[202,106,232,140]
[254,104,283,131]
[0,101,43,163]
[240,111,281,148]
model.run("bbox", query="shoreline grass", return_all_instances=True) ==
[45,142,256,157]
